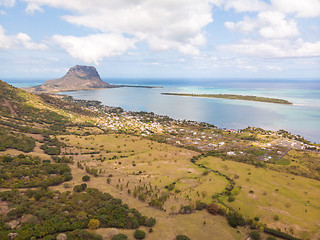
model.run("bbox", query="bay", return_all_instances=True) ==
[60,79,320,143]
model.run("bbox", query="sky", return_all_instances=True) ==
[0,0,320,80]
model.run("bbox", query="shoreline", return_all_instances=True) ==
[161,93,293,105]
[62,94,318,146]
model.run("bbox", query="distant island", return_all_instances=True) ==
[24,65,160,94]
[161,93,293,105]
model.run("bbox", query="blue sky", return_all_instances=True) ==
[0,0,320,80]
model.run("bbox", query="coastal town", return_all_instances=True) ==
[66,96,319,174]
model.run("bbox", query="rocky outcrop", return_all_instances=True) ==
[25,65,112,93]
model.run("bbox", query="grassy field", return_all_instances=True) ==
[1,130,319,239]
[198,156,320,240]
[53,133,251,240]
[58,134,230,211]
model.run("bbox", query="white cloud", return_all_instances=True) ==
[225,16,257,34]
[0,25,47,50]
[266,65,283,71]
[219,39,320,58]
[270,0,320,18]
[258,11,299,39]
[213,0,320,17]
[25,2,43,14]
[23,0,213,61]
[52,34,136,64]
[224,0,269,12]
[0,0,15,7]
[225,11,300,39]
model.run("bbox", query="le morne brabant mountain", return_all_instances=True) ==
[0,76,319,240]
[26,65,112,93]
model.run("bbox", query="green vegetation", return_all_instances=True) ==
[161,92,292,105]
[82,175,91,182]
[0,154,71,188]
[112,233,128,240]
[249,231,261,240]
[134,229,146,239]
[176,235,191,240]
[0,80,317,240]
[0,127,35,152]
[0,187,154,239]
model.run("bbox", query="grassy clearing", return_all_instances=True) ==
[198,156,320,239]
[6,130,316,240]
[53,134,250,240]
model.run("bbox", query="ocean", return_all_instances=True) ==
[7,79,320,143]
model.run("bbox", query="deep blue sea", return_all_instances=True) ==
[7,79,320,143]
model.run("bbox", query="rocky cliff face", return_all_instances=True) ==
[26,65,111,93]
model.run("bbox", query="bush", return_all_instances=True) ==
[88,219,100,229]
[207,204,219,215]
[176,235,190,240]
[195,202,207,210]
[267,237,276,240]
[145,217,156,227]
[227,212,246,228]
[67,229,102,240]
[249,231,260,240]
[112,234,128,240]
[227,196,235,202]
[264,227,300,240]
[73,183,87,192]
[134,229,146,239]
[82,175,91,182]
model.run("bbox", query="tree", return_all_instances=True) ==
[134,229,146,239]
[249,231,261,240]
[176,235,190,240]
[145,217,156,227]
[88,219,100,229]
[82,175,91,182]
[207,203,219,215]
[227,212,246,228]
[112,234,128,240]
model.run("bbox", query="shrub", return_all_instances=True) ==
[112,234,128,240]
[195,202,207,210]
[227,212,246,228]
[227,196,235,202]
[273,215,279,221]
[264,227,300,240]
[134,229,146,239]
[82,175,91,182]
[207,204,219,215]
[267,237,276,240]
[145,217,156,227]
[249,231,261,240]
[176,235,191,240]
[67,229,102,240]
[88,219,100,229]
[73,183,87,192]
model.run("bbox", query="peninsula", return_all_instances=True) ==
[25,65,114,94]
[25,65,161,94]
[161,93,293,105]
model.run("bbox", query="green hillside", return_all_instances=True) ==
[0,80,318,240]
